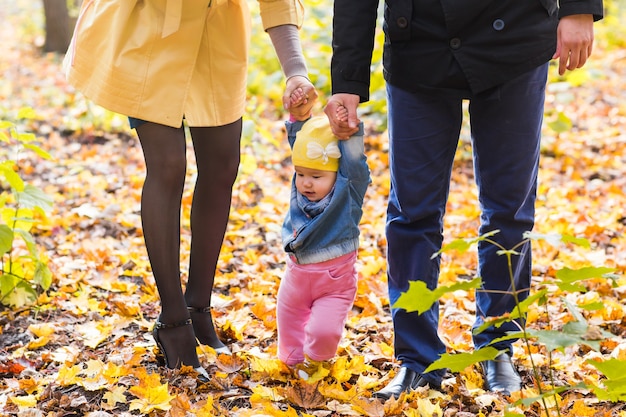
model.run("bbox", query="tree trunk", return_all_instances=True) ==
[42,0,71,53]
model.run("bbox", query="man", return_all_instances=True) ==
[324,0,603,399]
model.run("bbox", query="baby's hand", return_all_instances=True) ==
[336,105,348,122]
[289,87,309,107]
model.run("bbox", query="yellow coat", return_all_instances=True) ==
[64,0,304,128]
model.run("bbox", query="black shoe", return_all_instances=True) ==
[187,306,231,355]
[372,366,436,400]
[481,351,522,395]
[152,317,211,383]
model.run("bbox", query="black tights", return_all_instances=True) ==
[136,119,241,367]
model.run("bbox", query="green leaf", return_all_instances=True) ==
[433,230,500,259]
[525,328,604,352]
[523,231,590,249]
[17,107,37,120]
[547,111,572,133]
[2,207,35,232]
[586,359,626,401]
[0,273,19,299]
[34,261,52,290]
[0,163,24,192]
[23,143,53,160]
[392,278,481,315]
[560,234,591,249]
[17,132,36,143]
[473,290,547,335]
[4,281,37,307]
[577,301,605,311]
[424,346,500,373]
[555,266,616,283]
[587,358,626,381]
[0,224,14,255]
[512,383,586,407]
[15,229,37,257]
[16,185,53,213]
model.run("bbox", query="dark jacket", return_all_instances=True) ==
[331,0,604,100]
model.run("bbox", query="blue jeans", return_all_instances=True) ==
[385,63,548,384]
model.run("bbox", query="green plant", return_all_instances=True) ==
[0,107,54,307]
[393,230,623,416]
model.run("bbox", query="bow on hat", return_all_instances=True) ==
[306,142,341,165]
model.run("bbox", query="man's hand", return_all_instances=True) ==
[553,14,595,75]
[324,93,360,139]
[284,75,318,121]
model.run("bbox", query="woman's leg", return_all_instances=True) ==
[184,119,242,346]
[136,122,200,368]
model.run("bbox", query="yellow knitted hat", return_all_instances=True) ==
[292,116,341,172]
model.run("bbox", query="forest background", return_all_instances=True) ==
[1,0,626,416]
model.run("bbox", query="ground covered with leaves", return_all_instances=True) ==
[1,1,626,416]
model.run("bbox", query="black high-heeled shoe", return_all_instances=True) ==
[187,306,232,355]
[152,317,211,383]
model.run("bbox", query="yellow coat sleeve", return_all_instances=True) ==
[258,0,304,30]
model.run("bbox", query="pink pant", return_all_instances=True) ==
[277,252,358,365]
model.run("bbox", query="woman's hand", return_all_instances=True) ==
[284,75,318,121]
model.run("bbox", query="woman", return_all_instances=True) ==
[64,0,317,382]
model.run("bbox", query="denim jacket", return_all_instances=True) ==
[282,120,371,264]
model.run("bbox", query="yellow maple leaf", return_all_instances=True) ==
[329,356,353,384]
[102,361,124,382]
[318,380,358,402]
[129,382,175,414]
[350,396,386,417]
[405,398,443,417]
[250,384,284,405]
[112,299,141,317]
[28,323,55,337]
[76,321,113,348]
[570,399,598,416]
[27,336,50,349]
[330,355,370,384]
[9,394,37,409]
[57,363,82,386]
[18,378,40,395]
[102,385,127,410]
[461,367,484,392]
[169,392,192,417]
[191,397,215,417]
[248,355,289,381]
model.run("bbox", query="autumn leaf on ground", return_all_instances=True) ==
[405,398,443,417]
[249,384,285,405]
[214,352,246,374]
[128,369,176,413]
[247,354,290,381]
[351,394,404,417]
[102,385,127,410]
[330,355,370,383]
[318,380,358,402]
[128,382,175,413]
[281,380,325,409]
[9,394,37,410]
[0,359,26,375]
